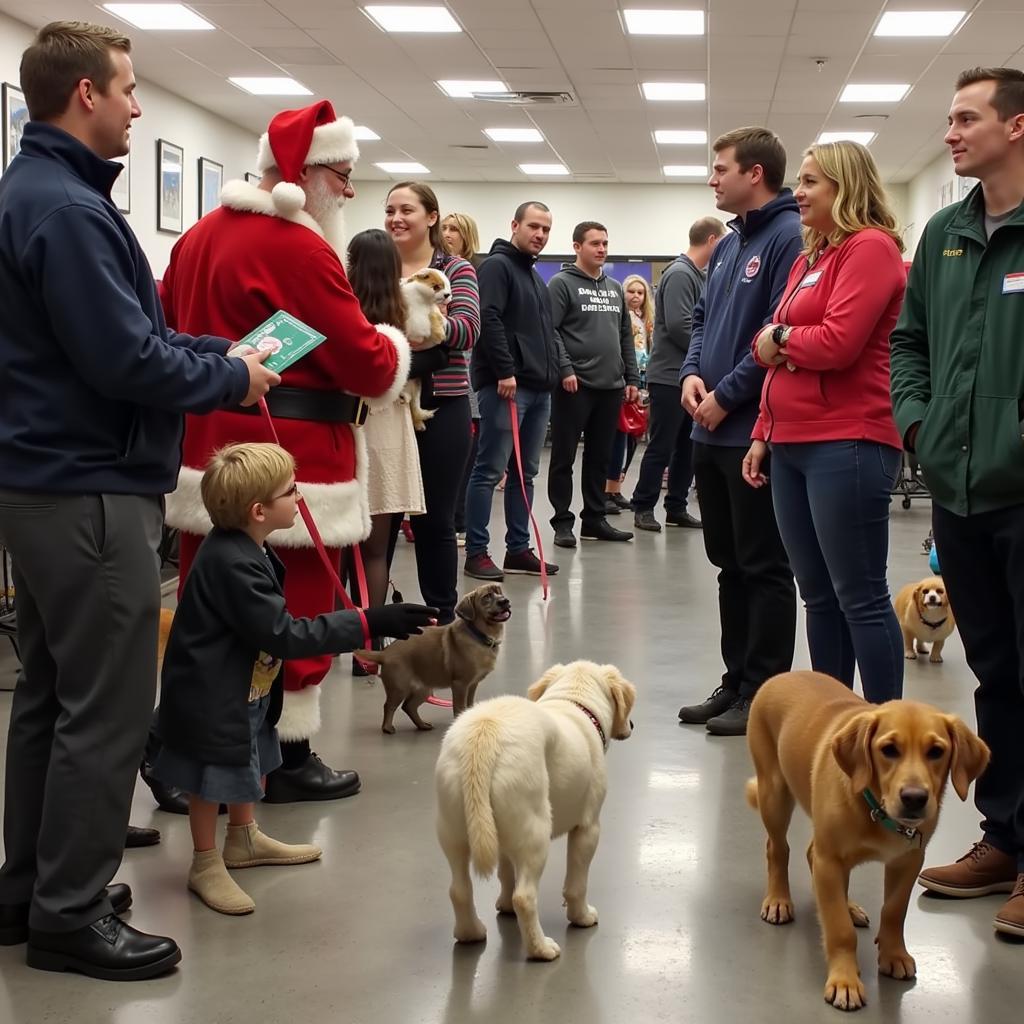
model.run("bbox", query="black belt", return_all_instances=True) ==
[235,387,368,425]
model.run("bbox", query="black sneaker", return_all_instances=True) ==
[608,493,631,510]
[706,696,753,736]
[580,519,633,542]
[634,510,661,532]
[665,511,702,528]
[604,499,622,516]
[678,685,737,724]
[553,525,577,548]
[464,552,504,581]
[503,548,559,576]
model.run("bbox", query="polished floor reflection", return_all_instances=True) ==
[1,478,1021,1022]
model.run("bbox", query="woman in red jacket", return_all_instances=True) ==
[742,140,906,703]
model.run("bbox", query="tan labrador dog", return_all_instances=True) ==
[356,584,511,734]
[435,661,636,961]
[893,576,956,663]
[746,671,989,1012]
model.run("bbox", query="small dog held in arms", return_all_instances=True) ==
[399,267,451,431]
[435,661,636,961]
[355,583,510,734]
[746,671,988,1012]
[893,575,956,663]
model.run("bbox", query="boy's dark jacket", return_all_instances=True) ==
[159,528,365,766]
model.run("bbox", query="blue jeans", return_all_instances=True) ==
[465,385,551,557]
[770,440,904,703]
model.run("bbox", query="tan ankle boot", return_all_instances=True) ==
[222,821,322,868]
[188,849,255,915]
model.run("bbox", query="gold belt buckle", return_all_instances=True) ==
[353,398,369,426]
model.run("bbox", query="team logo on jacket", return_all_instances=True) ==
[744,254,762,279]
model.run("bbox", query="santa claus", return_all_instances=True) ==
[158,101,410,802]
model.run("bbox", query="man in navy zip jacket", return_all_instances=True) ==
[0,23,278,980]
[678,127,801,737]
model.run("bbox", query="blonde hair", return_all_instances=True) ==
[201,443,296,530]
[801,141,905,257]
[441,212,480,260]
[622,274,654,334]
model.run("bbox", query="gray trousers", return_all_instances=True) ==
[0,491,162,932]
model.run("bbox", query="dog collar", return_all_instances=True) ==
[918,612,948,631]
[862,789,921,844]
[571,701,608,750]
[456,614,500,649]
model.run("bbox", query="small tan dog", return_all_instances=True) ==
[355,583,510,734]
[746,671,988,1012]
[893,576,956,663]
[400,268,451,431]
[435,661,636,961]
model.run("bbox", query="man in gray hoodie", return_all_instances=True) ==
[547,221,640,546]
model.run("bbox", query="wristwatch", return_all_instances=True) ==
[771,324,791,347]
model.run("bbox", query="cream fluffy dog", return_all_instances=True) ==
[434,661,636,961]
[400,268,451,431]
[893,575,956,663]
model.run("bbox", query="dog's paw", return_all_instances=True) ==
[848,902,870,928]
[454,919,487,943]
[928,654,943,664]
[495,897,515,915]
[904,651,918,661]
[878,948,916,981]
[761,897,795,925]
[824,972,866,1011]
[415,721,434,731]
[527,937,561,961]
[381,723,397,735]
[568,904,598,928]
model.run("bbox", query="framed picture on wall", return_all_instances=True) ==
[2,82,28,171]
[110,151,130,213]
[198,157,223,218]
[157,139,183,234]
[245,171,261,185]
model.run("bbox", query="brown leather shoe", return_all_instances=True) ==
[918,840,1019,897]
[994,875,1024,938]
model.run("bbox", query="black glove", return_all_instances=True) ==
[363,603,439,641]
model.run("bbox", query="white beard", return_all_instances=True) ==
[304,176,348,258]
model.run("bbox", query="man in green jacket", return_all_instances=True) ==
[891,66,1024,939]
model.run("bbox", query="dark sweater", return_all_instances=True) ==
[0,123,248,495]
[646,254,706,387]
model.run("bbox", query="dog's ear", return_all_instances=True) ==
[454,591,476,622]
[527,664,564,702]
[943,715,990,800]
[832,712,880,794]
[603,666,636,740]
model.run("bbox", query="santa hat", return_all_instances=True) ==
[255,100,360,215]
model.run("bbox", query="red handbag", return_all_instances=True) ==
[617,399,648,438]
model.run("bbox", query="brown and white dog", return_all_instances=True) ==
[400,268,451,431]
[893,576,956,663]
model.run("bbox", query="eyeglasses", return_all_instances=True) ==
[320,165,352,188]
[267,482,299,502]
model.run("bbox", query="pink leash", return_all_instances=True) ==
[507,396,549,600]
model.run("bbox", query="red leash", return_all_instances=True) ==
[507,396,549,600]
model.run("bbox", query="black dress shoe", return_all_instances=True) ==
[139,763,190,815]
[1,885,132,947]
[263,753,361,803]
[27,915,180,981]
[125,825,160,849]
[580,519,634,542]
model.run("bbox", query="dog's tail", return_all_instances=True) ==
[353,648,386,665]
[745,777,760,810]
[459,717,503,878]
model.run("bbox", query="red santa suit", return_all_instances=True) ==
[161,103,409,744]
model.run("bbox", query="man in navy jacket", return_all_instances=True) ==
[678,127,801,737]
[0,22,277,979]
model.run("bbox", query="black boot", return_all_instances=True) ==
[264,740,361,803]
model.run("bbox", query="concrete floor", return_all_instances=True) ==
[0,462,1021,1022]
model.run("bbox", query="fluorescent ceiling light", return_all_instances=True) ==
[663,164,708,176]
[654,129,707,144]
[352,125,381,141]
[624,9,704,35]
[519,163,569,175]
[229,77,312,96]
[874,11,965,37]
[102,4,214,30]
[840,83,909,103]
[484,128,544,142]
[437,79,506,98]
[376,161,429,173]
[817,130,876,145]
[363,5,461,33]
[642,82,706,101]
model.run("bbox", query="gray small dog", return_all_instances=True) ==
[355,584,511,734]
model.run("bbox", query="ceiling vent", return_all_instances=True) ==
[472,91,576,106]
[450,144,490,150]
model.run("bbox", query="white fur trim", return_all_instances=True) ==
[271,180,306,215]
[365,323,412,412]
[277,685,321,741]
[220,179,323,237]
[256,116,360,175]
[165,431,371,549]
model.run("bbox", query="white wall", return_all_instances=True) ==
[905,149,966,255]
[0,12,258,276]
